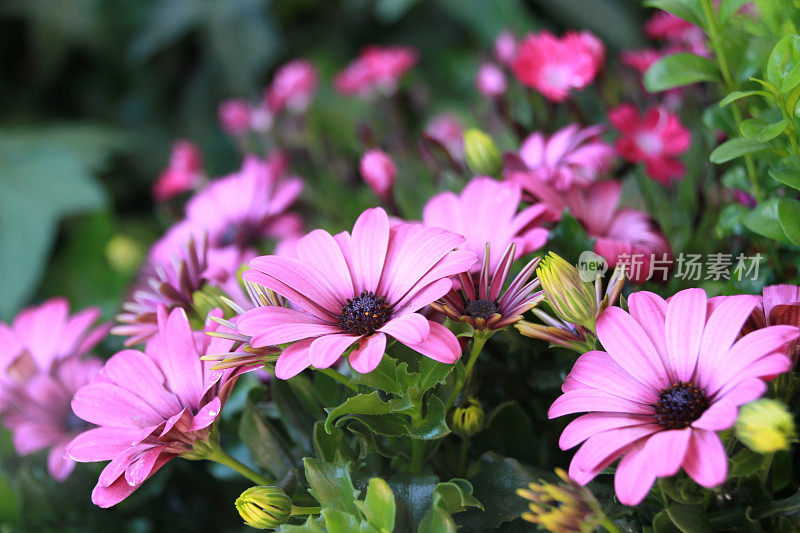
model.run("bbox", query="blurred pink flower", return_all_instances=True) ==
[476,62,507,97]
[621,48,664,75]
[549,288,798,505]
[334,45,417,97]
[424,113,465,161]
[645,11,708,57]
[266,59,318,114]
[153,140,203,202]
[186,154,304,249]
[422,177,548,272]
[360,149,396,199]
[494,30,517,65]
[69,308,244,508]
[236,208,477,378]
[517,124,615,191]
[217,99,252,136]
[512,30,604,102]
[609,104,691,184]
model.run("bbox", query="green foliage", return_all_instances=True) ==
[644,53,720,92]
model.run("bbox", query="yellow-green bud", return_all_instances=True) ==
[235,485,292,530]
[517,469,603,533]
[191,285,236,329]
[537,252,598,331]
[463,128,502,177]
[450,398,485,437]
[735,399,797,453]
[105,234,144,274]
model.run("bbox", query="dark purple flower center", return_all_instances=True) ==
[465,298,499,320]
[653,381,710,430]
[339,290,393,336]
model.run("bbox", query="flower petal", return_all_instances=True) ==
[378,313,430,345]
[274,338,315,380]
[67,427,148,462]
[349,333,387,374]
[682,429,727,488]
[696,295,758,387]
[72,382,163,429]
[295,229,354,301]
[349,207,390,293]
[568,425,660,485]
[397,321,461,364]
[549,389,654,418]
[614,440,657,506]
[161,308,203,409]
[237,306,341,347]
[559,413,653,450]
[665,288,707,381]
[309,334,359,369]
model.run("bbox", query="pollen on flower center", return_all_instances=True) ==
[653,381,710,430]
[338,290,393,336]
[465,298,499,319]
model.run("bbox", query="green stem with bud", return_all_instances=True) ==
[202,442,273,486]
[446,331,490,410]
[291,506,321,516]
[317,367,358,391]
[600,517,622,533]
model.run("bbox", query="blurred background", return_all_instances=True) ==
[0,0,646,530]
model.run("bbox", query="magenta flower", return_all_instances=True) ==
[217,99,253,136]
[475,62,507,98]
[422,177,548,272]
[236,208,477,378]
[517,124,615,191]
[645,11,708,57]
[266,59,318,114]
[186,154,304,249]
[741,285,800,366]
[621,48,664,76]
[360,149,396,200]
[68,308,243,507]
[334,45,417,97]
[609,103,691,184]
[549,288,799,505]
[494,30,517,66]
[511,30,604,102]
[152,140,204,202]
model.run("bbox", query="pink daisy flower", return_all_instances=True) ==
[334,45,417,97]
[68,308,244,508]
[152,140,204,202]
[511,30,604,102]
[422,177,549,272]
[517,124,615,191]
[549,288,799,505]
[266,59,318,114]
[236,208,477,378]
[609,103,691,184]
[185,154,304,249]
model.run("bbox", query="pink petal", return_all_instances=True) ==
[72,382,164,429]
[397,321,461,364]
[566,351,659,405]
[763,284,800,320]
[614,440,657,505]
[627,291,668,366]
[596,307,669,390]
[696,295,758,387]
[47,442,75,482]
[92,451,173,508]
[394,279,453,315]
[309,334,359,369]
[549,389,654,418]
[568,425,660,485]
[237,306,341,347]
[378,313,430,345]
[295,229,354,302]
[559,412,653,450]
[162,308,203,409]
[274,338,314,379]
[102,349,181,418]
[188,397,222,431]
[643,428,691,476]
[67,427,148,462]
[125,445,163,486]
[392,251,477,311]
[12,422,60,454]
[349,333,387,374]
[691,400,739,431]
[349,208,390,293]
[714,377,767,407]
[665,288,707,381]
[682,429,727,488]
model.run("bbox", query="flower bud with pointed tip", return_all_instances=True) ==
[464,128,502,177]
[736,398,797,453]
[235,486,292,530]
[537,252,598,331]
[450,397,484,437]
[517,469,603,533]
[360,149,396,199]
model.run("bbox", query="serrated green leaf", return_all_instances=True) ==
[644,53,720,91]
[322,508,362,533]
[303,458,360,516]
[406,394,450,440]
[324,392,400,433]
[710,138,771,163]
[417,357,454,393]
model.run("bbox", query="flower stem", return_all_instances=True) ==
[205,445,273,486]
[410,438,425,473]
[446,331,489,410]
[458,438,469,476]
[600,517,622,533]
[317,367,358,391]
[291,506,321,516]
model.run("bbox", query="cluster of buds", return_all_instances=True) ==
[515,252,624,353]
[517,469,605,533]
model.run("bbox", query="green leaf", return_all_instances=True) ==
[356,478,396,533]
[406,394,450,440]
[709,138,771,163]
[277,515,326,532]
[418,480,483,533]
[388,473,439,531]
[653,509,681,533]
[665,503,712,533]
[272,377,323,453]
[239,387,293,478]
[0,126,119,319]
[324,392,402,433]
[0,476,19,527]
[739,118,788,142]
[313,420,353,463]
[417,357,454,393]
[729,447,765,477]
[718,0,750,26]
[303,458,360,516]
[643,0,705,27]
[322,508,362,533]
[744,198,793,245]
[350,355,418,397]
[767,35,800,93]
[472,401,539,463]
[778,198,800,245]
[719,90,771,107]
[644,53,720,91]
[769,154,800,190]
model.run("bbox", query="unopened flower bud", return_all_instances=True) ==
[235,486,292,530]
[191,285,236,329]
[494,30,517,65]
[537,252,598,331]
[517,469,603,533]
[218,99,252,136]
[476,63,507,98]
[450,397,484,437]
[464,128,502,177]
[735,398,797,453]
[360,149,396,199]
[105,235,144,275]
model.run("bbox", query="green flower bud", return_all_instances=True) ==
[735,398,797,453]
[235,485,292,530]
[537,252,598,331]
[191,285,236,329]
[463,128,502,177]
[450,398,485,437]
[105,234,144,275]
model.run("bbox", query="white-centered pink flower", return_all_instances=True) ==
[512,30,604,102]
[549,288,799,505]
[517,124,615,191]
[68,308,244,507]
[236,208,477,378]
